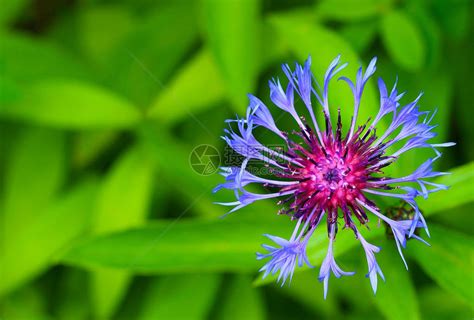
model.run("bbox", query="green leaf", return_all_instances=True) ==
[317,0,393,21]
[105,2,199,107]
[280,270,339,316]
[340,20,378,54]
[0,77,21,105]
[0,125,65,298]
[260,21,291,68]
[406,4,442,68]
[430,203,473,235]
[45,8,83,55]
[432,0,470,40]
[453,27,474,161]
[90,146,155,319]
[380,10,426,71]
[137,275,221,320]
[147,20,289,126]
[77,5,135,66]
[0,80,142,129]
[2,127,66,232]
[72,130,119,168]
[372,239,420,320]
[0,284,52,320]
[0,32,91,83]
[331,254,378,315]
[202,0,261,110]
[409,224,473,306]
[419,286,472,320]
[54,269,92,320]
[422,162,474,216]
[138,124,223,218]
[1,127,67,294]
[215,275,265,320]
[147,49,226,124]
[60,217,292,273]
[268,12,379,128]
[0,180,99,296]
[0,0,31,26]
[90,269,131,319]
[93,146,155,234]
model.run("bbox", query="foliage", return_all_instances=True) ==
[0,0,472,319]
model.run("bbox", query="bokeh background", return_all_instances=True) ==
[0,0,473,319]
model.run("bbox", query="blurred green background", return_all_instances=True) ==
[0,0,473,319]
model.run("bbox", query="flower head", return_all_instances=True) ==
[214,55,454,297]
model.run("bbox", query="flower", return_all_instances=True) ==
[214,55,454,297]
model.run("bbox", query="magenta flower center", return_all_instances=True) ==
[277,119,377,227]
